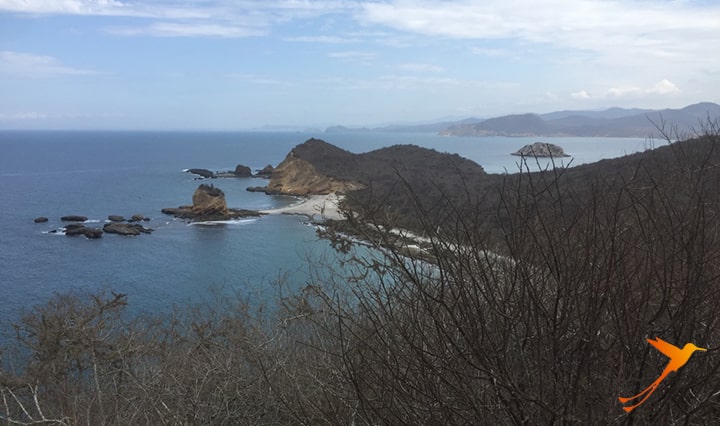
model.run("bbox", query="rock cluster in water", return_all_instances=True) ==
[186,164,274,179]
[36,214,153,239]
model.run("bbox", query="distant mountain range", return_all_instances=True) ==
[326,102,720,138]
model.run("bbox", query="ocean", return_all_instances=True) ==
[0,130,651,327]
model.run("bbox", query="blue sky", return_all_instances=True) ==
[0,0,718,130]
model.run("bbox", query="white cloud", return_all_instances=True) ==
[571,90,590,100]
[0,0,359,38]
[607,80,681,99]
[571,80,681,102]
[284,35,359,44]
[0,51,100,75]
[397,63,444,73]
[0,0,131,16]
[327,50,376,61]
[107,21,266,38]
[358,1,720,69]
[470,47,510,57]
[649,79,681,95]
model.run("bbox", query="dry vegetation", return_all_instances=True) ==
[2,122,720,425]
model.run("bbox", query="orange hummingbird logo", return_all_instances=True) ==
[618,337,706,413]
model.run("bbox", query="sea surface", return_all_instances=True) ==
[0,131,652,328]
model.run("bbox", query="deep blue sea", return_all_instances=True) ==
[0,131,651,328]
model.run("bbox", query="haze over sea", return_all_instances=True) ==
[0,131,650,327]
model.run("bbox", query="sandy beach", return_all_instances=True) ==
[261,193,345,221]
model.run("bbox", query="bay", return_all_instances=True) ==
[0,130,651,326]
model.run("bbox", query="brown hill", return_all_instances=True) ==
[263,138,497,228]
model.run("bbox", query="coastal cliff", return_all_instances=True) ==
[265,146,365,196]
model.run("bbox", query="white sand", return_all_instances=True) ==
[261,194,344,221]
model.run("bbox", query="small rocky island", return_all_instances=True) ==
[186,164,274,179]
[512,142,570,157]
[162,183,263,222]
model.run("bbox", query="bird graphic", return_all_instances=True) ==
[618,337,706,413]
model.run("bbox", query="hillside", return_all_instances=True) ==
[267,122,720,232]
[264,138,497,227]
[323,103,720,137]
[441,102,720,137]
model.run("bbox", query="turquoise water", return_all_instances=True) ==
[0,131,649,324]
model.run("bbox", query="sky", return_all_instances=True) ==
[0,0,719,130]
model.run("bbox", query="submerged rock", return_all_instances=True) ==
[34,217,49,223]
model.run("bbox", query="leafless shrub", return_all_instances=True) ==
[1,120,720,425]
[307,119,720,424]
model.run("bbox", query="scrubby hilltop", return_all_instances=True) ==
[265,139,365,196]
[265,125,720,234]
[265,138,498,227]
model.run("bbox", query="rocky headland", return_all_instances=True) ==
[245,138,495,229]
[257,140,365,196]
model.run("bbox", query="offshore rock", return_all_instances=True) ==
[108,215,125,222]
[246,186,269,193]
[61,215,88,222]
[64,223,103,239]
[187,168,215,179]
[192,184,228,216]
[83,228,104,239]
[163,183,263,221]
[64,223,88,236]
[256,165,274,178]
[34,217,49,223]
[233,164,252,177]
[103,222,153,236]
[512,142,570,157]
